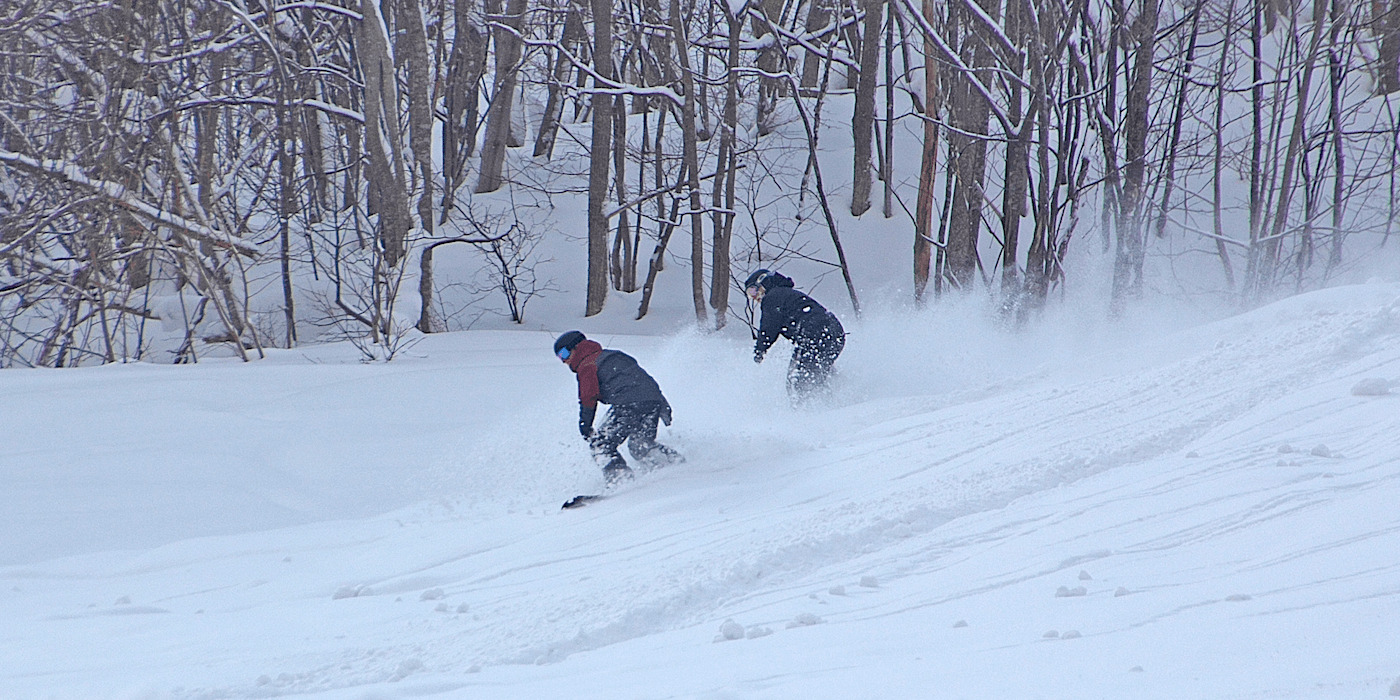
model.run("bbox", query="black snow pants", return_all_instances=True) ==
[788,323,845,403]
[589,400,681,482]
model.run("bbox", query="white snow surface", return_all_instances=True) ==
[3,283,1400,699]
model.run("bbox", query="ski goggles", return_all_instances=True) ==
[557,346,571,361]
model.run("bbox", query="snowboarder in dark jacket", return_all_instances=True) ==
[554,331,681,486]
[745,270,845,402]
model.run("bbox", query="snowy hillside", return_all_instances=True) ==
[2,283,1399,699]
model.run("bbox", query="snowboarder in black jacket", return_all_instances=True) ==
[744,270,845,402]
[554,331,681,486]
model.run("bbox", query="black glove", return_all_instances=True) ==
[660,403,673,427]
[579,405,597,438]
[754,348,766,364]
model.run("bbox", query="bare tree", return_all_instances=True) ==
[586,0,614,316]
[476,0,529,193]
[850,0,884,216]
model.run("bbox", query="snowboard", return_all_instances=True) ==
[561,494,606,509]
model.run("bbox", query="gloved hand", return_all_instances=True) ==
[754,348,765,364]
[579,405,597,439]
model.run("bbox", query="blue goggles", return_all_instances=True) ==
[557,346,571,360]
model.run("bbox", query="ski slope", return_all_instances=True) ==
[2,284,1399,699]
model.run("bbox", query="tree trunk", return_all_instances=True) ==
[882,4,895,218]
[912,0,939,303]
[710,7,741,329]
[670,0,708,323]
[801,0,831,91]
[269,1,298,347]
[1251,0,1329,300]
[611,95,636,292]
[357,0,413,268]
[1375,0,1400,93]
[1326,0,1347,274]
[850,0,883,216]
[749,0,784,136]
[475,0,528,193]
[1110,0,1158,310]
[534,0,584,158]
[1212,0,1238,289]
[944,0,997,291]
[442,0,486,214]
[1243,0,1266,299]
[398,0,434,232]
[1000,0,1028,297]
[586,0,614,316]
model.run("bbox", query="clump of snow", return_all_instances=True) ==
[1129,666,1145,673]
[456,603,470,614]
[1114,587,1131,597]
[1061,630,1082,639]
[1309,444,1332,458]
[953,619,968,628]
[1078,570,1093,581]
[391,658,423,681]
[787,612,824,628]
[1351,377,1392,396]
[1278,443,1294,453]
[1043,630,1060,639]
[716,618,772,641]
[114,596,130,605]
[859,576,879,588]
[828,585,846,596]
[435,603,451,613]
[332,585,372,600]
[1056,586,1087,598]
[420,587,445,601]
[1185,450,1200,458]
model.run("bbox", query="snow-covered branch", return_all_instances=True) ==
[0,150,260,257]
[167,96,366,124]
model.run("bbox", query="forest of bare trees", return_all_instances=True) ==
[1,0,1398,366]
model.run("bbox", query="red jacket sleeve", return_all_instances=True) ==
[576,356,600,409]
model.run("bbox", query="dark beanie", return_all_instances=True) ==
[553,330,586,355]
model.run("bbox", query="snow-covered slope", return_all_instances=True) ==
[2,284,1399,699]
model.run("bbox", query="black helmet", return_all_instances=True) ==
[553,330,586,357]
[743,269,771,290]
[551,330,585,355]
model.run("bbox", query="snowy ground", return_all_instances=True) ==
[2,283,1399,699]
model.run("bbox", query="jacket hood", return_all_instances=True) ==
[761,272,795,291]
[565,338,603,372]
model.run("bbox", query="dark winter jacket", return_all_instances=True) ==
[566,339,671,428]
[754,274,844,361]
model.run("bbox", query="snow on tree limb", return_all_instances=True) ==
[167,96,365,124]
[0,150,260,257]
